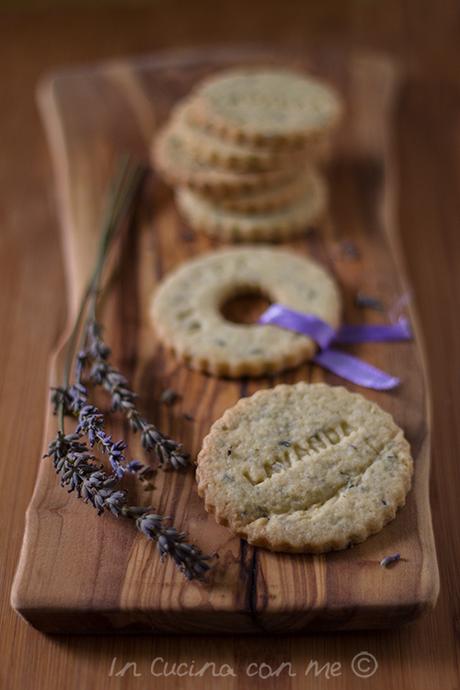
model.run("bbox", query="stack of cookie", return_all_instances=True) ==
[152,68,343,242]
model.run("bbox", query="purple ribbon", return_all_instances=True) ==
[314,349,400,390]
[259,304,337,348]
[258,304,412,390]
[335,319,411,344]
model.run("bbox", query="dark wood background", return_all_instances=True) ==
[1,1,459,688]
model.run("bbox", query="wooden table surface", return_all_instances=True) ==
[1,2,459,688]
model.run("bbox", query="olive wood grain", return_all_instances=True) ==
[11,47,439,633]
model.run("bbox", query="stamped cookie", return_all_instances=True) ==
[152,122,295,197]
[188,68,343,148]
[150,247,340,377]
[173,100,319,172]
[175,168,327,241]
[197,383,413,553]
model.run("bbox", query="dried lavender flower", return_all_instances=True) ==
[44,432,127,514]
[340,239,360,260]
[44,432,211,579]
[160,388,181,407]
[76,404,130,479]
[133,512,211,580]
[81,318,189,470]
[46,158,211,581]
[355,292,384,312]
[380,553,401,568]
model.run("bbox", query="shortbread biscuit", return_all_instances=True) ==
[150,247,340,377]
[152,122,294,197]
[188,68,343,148]
[175,168,327,241]
[174,101,318,172]
[197,383,413,553]
[217,172,315,213]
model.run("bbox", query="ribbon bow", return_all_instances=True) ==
[258,304,412,391]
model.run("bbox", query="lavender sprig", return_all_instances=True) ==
[127,510,212,580]
[44,432,211,579]
[44,431,127,514]
[53,368,140,482]
[82,319,189,470]
[46,158,212,581]
[77,404,129,479]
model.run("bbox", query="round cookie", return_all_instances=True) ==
[216,171,316,213]
[150,246,340,377]
[175,168,327,241]
[152,122,295,197]
[173,100,318,172]
[197,383,413,553]
[188,68,343,148]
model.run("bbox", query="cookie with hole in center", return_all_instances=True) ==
[187,67,343,148]
[196,382,413,553]
[150,246,340,377]
[175,168,327,242]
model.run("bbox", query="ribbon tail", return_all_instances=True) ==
[313,348,400,391]
[334,317,412,344]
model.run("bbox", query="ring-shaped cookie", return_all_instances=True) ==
[150,246,341,377]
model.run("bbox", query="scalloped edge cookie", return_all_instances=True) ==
[152,121,295,197]
[150,247,340,377]
[196,383,413,553]
[216,171,320,213]
[173,100,322,172]
[175,167,328,241]
[187,67,343,149]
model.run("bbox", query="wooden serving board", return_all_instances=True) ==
[12,46,439,633]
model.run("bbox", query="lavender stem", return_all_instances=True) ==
[47,157,212,581]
